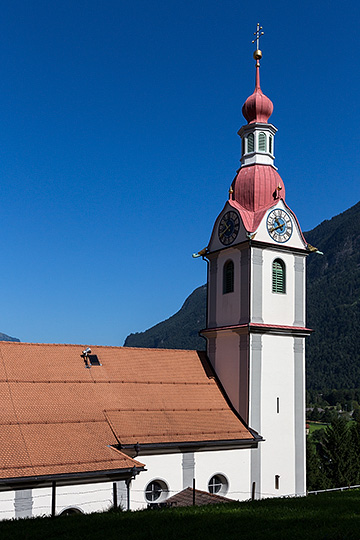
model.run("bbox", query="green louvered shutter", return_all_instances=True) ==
[272,259,285,293]
[247,133,254,153]
[223,261,234,294]
[259,132,266,152]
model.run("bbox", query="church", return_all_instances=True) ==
[0,31,312,518]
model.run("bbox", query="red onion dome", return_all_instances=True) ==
[242,65,273,124]
[232,164,285,212]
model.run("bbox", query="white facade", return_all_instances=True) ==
[0,448,255,518]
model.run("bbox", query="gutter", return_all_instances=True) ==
[122,436,262,457]
[0,465,144,492]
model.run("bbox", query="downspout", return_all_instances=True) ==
[126,466,141,511]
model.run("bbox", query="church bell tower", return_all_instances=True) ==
[201,26,311,498]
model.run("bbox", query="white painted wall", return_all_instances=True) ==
[0,481,115,520]
[0,491,14,520]
[130,448,252,509]
[261,249,295,326]
[215,247,242,327]
[0,448,254,519]
[211,331,240,412]
[258,334,296,498]
[194,449,251,501]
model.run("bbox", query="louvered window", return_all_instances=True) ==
[272,259,286,294]
[242,137,245,156]
[247,133,254,153]
[223,260,234,294]
[259,132,266,152]
[269,135,273,154]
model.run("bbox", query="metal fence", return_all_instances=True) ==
[308,484,360,495]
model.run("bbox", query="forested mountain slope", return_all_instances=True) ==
[305,201,360,389]
[124,201,360,390]
[124,285,207,351]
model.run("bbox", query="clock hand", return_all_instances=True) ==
[270,222,285,233]
[219,222,231,238]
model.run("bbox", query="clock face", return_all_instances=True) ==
[218,211,240,245]
[266,209,293,243]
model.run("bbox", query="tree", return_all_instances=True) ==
[306,437,328,491]
[311,407,320,421]
[320,416,356,487]
[352,407,360,423]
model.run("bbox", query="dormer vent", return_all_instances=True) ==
[81,348,101,368]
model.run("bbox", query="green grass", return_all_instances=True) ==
[1,490,360,540]
[308,421,328,433]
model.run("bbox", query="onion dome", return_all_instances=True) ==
[231,164,285,213]
[242,50,273,124]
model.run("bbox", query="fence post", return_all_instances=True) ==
[51,481,56,518]
[113,482,118,509]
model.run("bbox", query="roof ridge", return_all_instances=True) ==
[0,341,203,353]
[1,379,214,385]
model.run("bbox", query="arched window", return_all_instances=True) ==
[258,132,266,152]
[223,260,234,294]
[247,133,254,153]
[269,135,273,154]
[272,258,286,294]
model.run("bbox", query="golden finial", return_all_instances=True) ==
[252,23,264,62]
[229,186,234,196]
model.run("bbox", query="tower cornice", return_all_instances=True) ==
[201,323,313,338]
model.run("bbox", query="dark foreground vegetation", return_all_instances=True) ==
[1,490,360,540]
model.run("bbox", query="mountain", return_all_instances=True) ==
[124,285,207,351]
[0,332,20,342]
[304,201,360,389]
[124,201,360,390]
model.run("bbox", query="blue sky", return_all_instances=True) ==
[0,0,358,345]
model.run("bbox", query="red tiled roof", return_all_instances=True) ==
[0,342,254,482]
[166,487,233,507]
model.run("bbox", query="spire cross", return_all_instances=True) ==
[252,23,264,51]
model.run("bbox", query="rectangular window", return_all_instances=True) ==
[277,397,280,414]
[89,355,101,366]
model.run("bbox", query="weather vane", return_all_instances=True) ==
[252,22,264,63]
